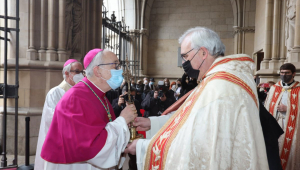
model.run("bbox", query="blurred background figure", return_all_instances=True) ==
[141,82,173,117]
[143,77,151,100]
[174,78,182,100]
[179,73,198,99]
[112,86,141,119]
[135,79,144,103]
[268,81,275,87]
[170,81,177,92]
[149,77,156,90]
[164,78,176,103]
[257,82,270,103]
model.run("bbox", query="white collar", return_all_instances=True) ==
[87,78,105,93]
[65,81,73,87]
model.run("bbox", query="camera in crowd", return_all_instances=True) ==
[121,93,134,102]
[157,81,168,98]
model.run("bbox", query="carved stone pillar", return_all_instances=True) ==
[233,27,255,54]
[290,0,300,66]
[279,0,287,65]
[38,0,46,61]
[57,0,67,62]
[261,0,274,69]
[294,0,300,48]
[269,0,281,69]
[233,26,243,54]
[46,0,58,61]
[26,0,37,60]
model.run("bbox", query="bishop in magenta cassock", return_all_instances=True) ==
[41,49,137,170]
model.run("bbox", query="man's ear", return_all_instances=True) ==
[201,47,209,59]
[65,71,69,77]
[93,66,100,77]
[293,72,296,78]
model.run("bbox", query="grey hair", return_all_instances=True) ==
[85,50,105,78]
[62,62,82,80]
[178,27,225,58]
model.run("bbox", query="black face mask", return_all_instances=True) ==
[280,75,293,83]
[177,84,181,87]
[182,59,205,79]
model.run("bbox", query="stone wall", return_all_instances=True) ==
[146,0,235,79]
[0,0,102,157]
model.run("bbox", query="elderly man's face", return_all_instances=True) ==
[67,62,83,86]
[98,51,120,79]
[180,37,202,69]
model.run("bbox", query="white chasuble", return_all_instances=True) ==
[136,54,269,170]
[265,81,300,170]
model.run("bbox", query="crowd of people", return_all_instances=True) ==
[106,74,198,119]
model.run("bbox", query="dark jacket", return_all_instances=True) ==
[141,91,173,117]
[179,73,197,98]
[105,89,119,104]
[259,101,283,170]
[112,97,142,118]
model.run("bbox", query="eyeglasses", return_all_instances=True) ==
[181,48,200,62]
[98,62,121,70]
[70,70,84,74]
[181,49,194,62]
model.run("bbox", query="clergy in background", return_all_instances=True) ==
[41,49,137,170]
[264,63,300,170]
[34,59,84,170]
[126,27,269,169]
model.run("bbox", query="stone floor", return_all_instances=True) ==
[3,154,130,169]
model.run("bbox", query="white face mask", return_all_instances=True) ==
[72,73,84,84]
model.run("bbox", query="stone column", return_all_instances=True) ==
[26,0,37,60]
[294,0,300,48]
[46,0,58,61]
[261,0,274,69]
[57,0,67,62]
[38,0,46,61]
[290,0,300,67]
[269,0,280,69]
[279,0,287,65]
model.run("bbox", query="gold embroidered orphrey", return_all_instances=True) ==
[144,71,258,170]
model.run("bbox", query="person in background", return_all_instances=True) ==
[264,63,300,170]
[141,84,173,117]
[131,79,136,88]
[135,79,144,104]
[163,78,176,103]
[164,78,170,87]
[174,78,182,100]
[179,73,198,98]
[34,59,84,170]
[112,86,141,118]
[268,81,275,87]
[142,77,150,100]
[149,77,155,90]
[170,81,176,92]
